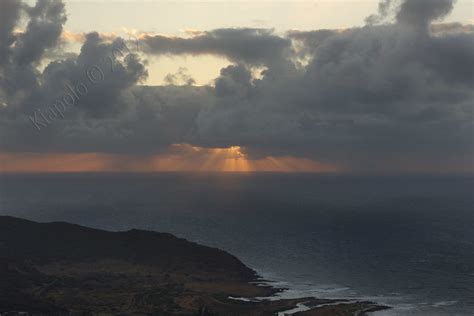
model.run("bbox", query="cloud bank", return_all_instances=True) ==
[0,0,473,172]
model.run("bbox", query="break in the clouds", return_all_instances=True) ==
[0,0,473,172]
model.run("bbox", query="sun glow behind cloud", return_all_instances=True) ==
[0,144,338,173]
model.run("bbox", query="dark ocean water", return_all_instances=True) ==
[0,173,473,315]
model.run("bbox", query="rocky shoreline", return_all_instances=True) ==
[0,216,389,315]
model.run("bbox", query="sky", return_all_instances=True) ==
[54,0,474,85]
[0,0,473,173]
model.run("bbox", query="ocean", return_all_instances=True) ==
[1,173,473,315]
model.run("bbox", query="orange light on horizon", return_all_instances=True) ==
[0,145,340,173]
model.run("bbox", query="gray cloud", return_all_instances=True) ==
[40,32,149,117]
[0,0,473,173]
[140,28,292,66]
[396,0,455,28]
[0,0,67,114]
[164,67,195,86]
[0,0,22,65]
[14,0,67,65]
[365,0,456,29]
[365,0,395,25]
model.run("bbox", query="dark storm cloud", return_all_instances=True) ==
[0,0,67,117]
[396,0,455,27]
[0,0,22,65]
[0,0,473,172]
[37,32,148,117]
[365,0,455,28]
[191,0,474,171]
[140,28,292,65]
[0,0,147,151]
[14,0,67,65]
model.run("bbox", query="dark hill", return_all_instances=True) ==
[0,216,388,315]
[0,216,254,280]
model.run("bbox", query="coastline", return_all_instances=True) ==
[228,278,391,316]
[0,216,390,315]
